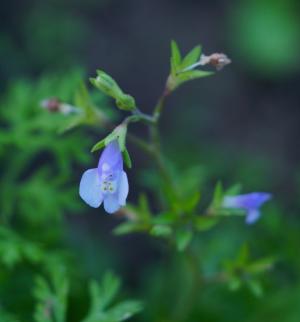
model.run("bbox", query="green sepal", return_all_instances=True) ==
[122,147,132,168]
[91,138,106,153]
[116,94,136,111]
[91,124,128,154]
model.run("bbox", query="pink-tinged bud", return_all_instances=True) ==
[199,53,231,70]
[40,97,61,112]
[40,98,78,115]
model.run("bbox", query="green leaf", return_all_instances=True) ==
[182,191,201,212]
[74,82,92,113]
[98,272,121,310]
[113,222,148,236]
[137,194,152,221]
[236,244,249,266]
[228,277,241,291]
[106,300,143,321]
[177,70,214,86]
[214,208,245,217]
[152,212,177,225]
[247,279,263,297]
[150,225,172,238]
[181,45,201,69]
[58,115,84,134]
[0,309,19,322]
[33,268,69,322]
[225,183,243,196]
[211,181,224,208]
[175,229,193,252]
[170,40,182,75]
[0,227,44,268]
[83,272,143,322]
[247,256,277,275]
[194,216,219,231]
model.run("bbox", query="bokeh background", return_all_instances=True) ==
[1,0,300,321]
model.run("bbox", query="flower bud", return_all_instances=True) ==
[199,53,231,70]
[90,70,122,98]
[40,97,61,112]
[40,97,80,115]
[116,94,136,111]
[90,70,136,112]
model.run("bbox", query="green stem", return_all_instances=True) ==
[148,86,179,196]
[153,86,170,120]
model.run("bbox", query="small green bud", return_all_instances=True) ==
[116,94,136,111]
[90,69,136,112]
[90,70,122,98]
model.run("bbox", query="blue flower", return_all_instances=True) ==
[222,192,272,224]
[79,140,129,214]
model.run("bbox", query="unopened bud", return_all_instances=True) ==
[40,98,79,115]
[90,70,123,98]
[199,53,231,70]
[116,94,136,111]
[91,70,136,111]
[41,97,61,112]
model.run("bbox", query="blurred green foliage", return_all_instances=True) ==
[0,71,142,321]
[230,0,300,77]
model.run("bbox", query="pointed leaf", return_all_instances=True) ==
[150,225,172,238]
[225,183,243,196]
[194,216,219,231]
[177,70,214,86]
[113,222,148,235]
[247,279,263,297]
[181,45,201,69]
[107,300,143,321]
[212,181,224,208]
[170,40,182,75]
[176,229,193,252]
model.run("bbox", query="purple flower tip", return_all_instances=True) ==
[222,192,272,224]
[79,140,129,214]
